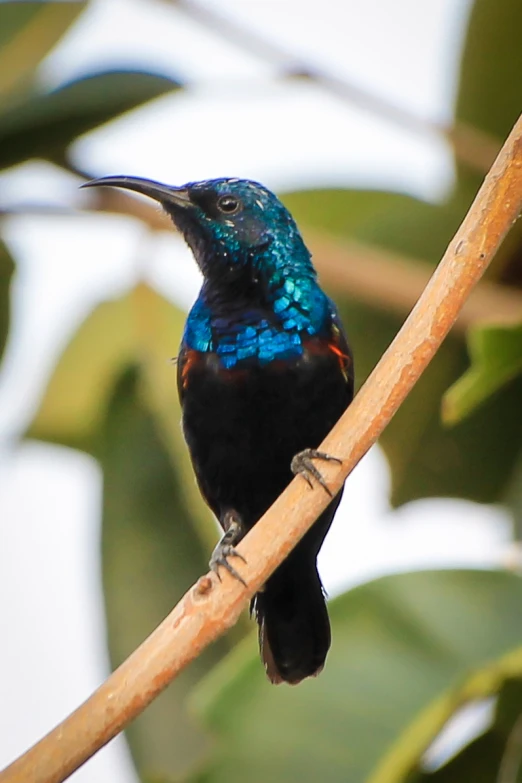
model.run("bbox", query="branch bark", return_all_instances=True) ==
[3,113,522,783]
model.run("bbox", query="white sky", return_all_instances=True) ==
[0,0,513,780]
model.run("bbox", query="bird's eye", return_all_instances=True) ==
[217,195,241,214]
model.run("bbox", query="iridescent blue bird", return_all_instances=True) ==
[83,174,354,684]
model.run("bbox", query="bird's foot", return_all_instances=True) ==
[210,510,247,587]
[291,448,342,497]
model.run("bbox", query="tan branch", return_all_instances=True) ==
[83,188,522,331]
[3,114,522,783]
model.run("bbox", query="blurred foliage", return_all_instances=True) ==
[0,239,15,364]
[283,189,522,506]
[100,366,227,776]
[0,2,85,103]
[1,0,522,781]
[25,284,247,776]
[443,324,522,425]
[410,679,522,783]
[188,571,522,783]
[0,69,181,171]
[0,2,180,172]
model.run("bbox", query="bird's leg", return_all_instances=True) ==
[210,510,248,587]
[291,448,342,497]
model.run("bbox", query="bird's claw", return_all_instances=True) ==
[210,544,247,586]
[291,448,342,497]
[210,510,247,587]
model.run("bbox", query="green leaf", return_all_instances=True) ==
[0,2,86,105]
[409,733,504,783]
[340,294,522,506]
[26,286,245,777]
[443,324,522,424]
[0,69,181,170]
[383,341,522,506]
[410,679,522,783]
[189,570,522,783]
[0,238,15,364]
[100,366,228,780]
[25,284,187,456]
[26,284,217,545]
[25,292,137,454]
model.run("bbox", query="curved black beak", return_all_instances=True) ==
[81,175,192,208]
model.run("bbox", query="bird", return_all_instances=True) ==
[82,174,354,684]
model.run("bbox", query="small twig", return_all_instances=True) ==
[171,0,500,173]
[2,114,522,783]
[6,186,522,331]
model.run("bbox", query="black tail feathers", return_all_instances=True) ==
[252,557,331,685]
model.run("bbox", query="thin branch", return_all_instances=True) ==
[6,187,522,330]
[171,0,500,173]
[83,187,522,331]
[2,114,522,783]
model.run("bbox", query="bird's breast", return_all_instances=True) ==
[178,332,350,393]
[177,332,352,524]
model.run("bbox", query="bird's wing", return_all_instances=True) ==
[327,304,354,398]
[176,344,202,404]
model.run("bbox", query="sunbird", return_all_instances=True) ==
[83,175,353,684]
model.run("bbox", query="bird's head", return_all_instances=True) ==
[82,176,314,289]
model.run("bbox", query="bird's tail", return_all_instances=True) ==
[252,556,331,685]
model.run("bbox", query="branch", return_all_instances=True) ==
[3,114,522,783]
[82,187,522,331]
